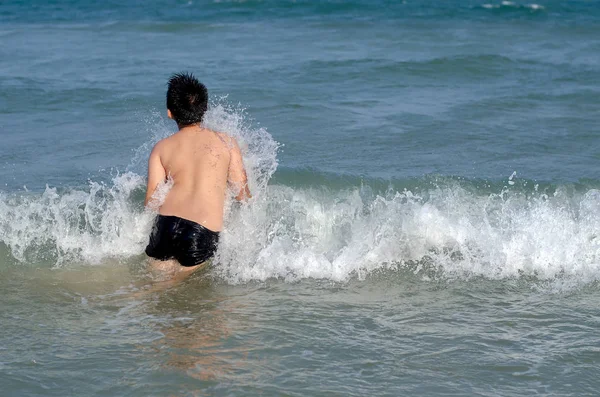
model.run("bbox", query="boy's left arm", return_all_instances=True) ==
[144,143,167,207]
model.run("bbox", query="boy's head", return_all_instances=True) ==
[166,72,208,126]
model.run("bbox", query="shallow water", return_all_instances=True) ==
[1,0,600,395]
[2,265,599,396]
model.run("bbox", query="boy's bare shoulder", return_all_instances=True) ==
[150,137,171,155]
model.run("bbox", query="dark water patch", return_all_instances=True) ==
[3,0,600,24]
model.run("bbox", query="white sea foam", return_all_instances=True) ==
[526,4,544,10]
[0,172,152,265]
[481,2,544,11]
[215,184,600,284]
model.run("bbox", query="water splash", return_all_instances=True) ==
[0,172,151,265]
[0,101,280,268]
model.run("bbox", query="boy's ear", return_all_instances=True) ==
[167,109,173,120]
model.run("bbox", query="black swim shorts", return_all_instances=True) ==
[145,215,220,267]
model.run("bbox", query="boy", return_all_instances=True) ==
[144,73,250,275]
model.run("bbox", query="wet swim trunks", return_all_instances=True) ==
[145,215,220,267]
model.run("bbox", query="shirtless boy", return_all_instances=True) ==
[144,73,250,275]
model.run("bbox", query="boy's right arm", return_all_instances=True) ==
[227,138,251,201]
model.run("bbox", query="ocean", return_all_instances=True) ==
[1,0,599,395]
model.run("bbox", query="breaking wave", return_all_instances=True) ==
[1,104,599,287]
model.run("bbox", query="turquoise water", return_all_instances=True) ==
[1,1,600,395]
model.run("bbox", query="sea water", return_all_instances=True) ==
[1,0,599,396]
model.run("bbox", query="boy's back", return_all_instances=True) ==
[149,126,242,232]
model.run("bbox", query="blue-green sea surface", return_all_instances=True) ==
[1,0,599,396]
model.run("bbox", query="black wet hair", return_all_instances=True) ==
[166,72,208,126]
